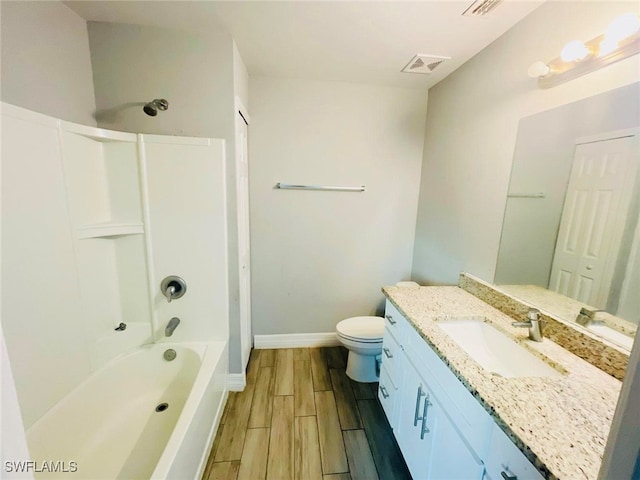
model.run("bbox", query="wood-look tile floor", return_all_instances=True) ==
[202,347,411,480]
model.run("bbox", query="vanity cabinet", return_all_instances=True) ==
[380,300,543,480]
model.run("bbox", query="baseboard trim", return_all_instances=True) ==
[254,332,340,349]
[227,373,246,391]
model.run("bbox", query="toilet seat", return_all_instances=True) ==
[336,316,384,342]
[337,333,383,344]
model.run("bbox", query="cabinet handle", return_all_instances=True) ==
[383,347,393,359]
[385,314,397,325]
[413,385,426,426]
[380,385,390,399]
[501,471,517,480]
[420,394,432,439]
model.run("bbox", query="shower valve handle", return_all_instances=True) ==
[165,285,176,303]
[161,276,187,303]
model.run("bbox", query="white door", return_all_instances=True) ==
[236,109,252,370]
[550,133,639,308]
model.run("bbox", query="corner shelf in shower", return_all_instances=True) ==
[76,222,144,239]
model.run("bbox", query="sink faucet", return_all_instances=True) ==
[575,307,604,326]
[512,308,544,342]
[165,317,180,337]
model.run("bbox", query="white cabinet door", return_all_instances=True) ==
[428,399,484,480]
[484,425,544,480]
[395,351,482,480]
[395,354,435,479]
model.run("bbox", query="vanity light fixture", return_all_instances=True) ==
[560,40,590,62]
[528,12,640,88]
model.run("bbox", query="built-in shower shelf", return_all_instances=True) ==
[76,222,144,239]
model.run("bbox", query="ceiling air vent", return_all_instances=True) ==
[462,0,503,17]
[401,54,450,75]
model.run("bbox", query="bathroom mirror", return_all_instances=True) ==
[494,82,640,349]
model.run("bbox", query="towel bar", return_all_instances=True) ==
[275,183,365,192]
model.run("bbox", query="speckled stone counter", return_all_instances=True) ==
[382,285,622,480]
[497,284,637,338]
[459,273,630,380]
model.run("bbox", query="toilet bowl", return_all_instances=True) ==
[335,281,420,383]
[336,316,385,383]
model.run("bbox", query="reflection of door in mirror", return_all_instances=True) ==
[550,132,639,310]
[495,83,640,326]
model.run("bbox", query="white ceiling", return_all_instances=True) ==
[66,0,545,89]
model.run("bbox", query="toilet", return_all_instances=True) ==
[336,281,420,383]
[336,316,385,382]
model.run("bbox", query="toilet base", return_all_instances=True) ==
[345,351,380,383]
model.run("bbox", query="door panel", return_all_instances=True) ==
[550,134,639,307]
[236,112,252,369]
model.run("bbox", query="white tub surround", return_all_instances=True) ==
[1,103,230,479]
[141,133,229,344]
[381,285,621,480]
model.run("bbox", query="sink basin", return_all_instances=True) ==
[437,318,563,378]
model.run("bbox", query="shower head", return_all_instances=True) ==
[143,99,169,116]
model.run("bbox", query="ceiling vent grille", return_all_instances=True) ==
[462,0,503,17]
[401,54,450,75]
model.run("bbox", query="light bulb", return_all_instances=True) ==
[599,38,619,57]
[605,13,640,44]
[561,40,590,62]
[527,61,550,78]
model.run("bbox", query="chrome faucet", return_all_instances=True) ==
[165,317,180,337]
[575,307,604,327]
[512,308,544,342]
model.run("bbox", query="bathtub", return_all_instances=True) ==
[25,341,228,479]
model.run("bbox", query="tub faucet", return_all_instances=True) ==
[512,308,544,342]
[165,317,180,337]
[575,307,604,327]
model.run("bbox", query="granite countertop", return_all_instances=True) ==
[497,284,637,339]
[382,285,622,480]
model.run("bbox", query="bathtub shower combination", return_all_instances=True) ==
[27,344,227,479]
[1,103,230,479]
